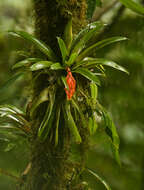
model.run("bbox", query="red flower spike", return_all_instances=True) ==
[64,68,76,100]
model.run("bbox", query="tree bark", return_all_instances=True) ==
[20,1,88,190]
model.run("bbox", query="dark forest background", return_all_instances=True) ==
[0,0,144,189]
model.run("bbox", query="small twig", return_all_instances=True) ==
[0,168,23,183]
[97,4,125,41]
[92,0,118,21]
[21,162,31,176]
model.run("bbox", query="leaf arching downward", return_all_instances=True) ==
[76,36,127,62]
[9,31,57,61]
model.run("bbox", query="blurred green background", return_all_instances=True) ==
[0,0,144,189]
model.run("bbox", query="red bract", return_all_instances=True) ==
[64,68,76,100]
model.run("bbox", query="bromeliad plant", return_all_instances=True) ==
[0,19,128,188]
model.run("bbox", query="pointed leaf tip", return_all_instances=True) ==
[9,31,57,61]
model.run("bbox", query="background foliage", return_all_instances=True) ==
[0,0,144,189]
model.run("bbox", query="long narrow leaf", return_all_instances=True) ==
[97,103,121,166]
[50,63,64,70]
[61,76,69,90]
[90,82,98,100]
[88,114,98,135]
[71,21,105,53]
[87,168,112,190]
[65,102,82,143]
[38,89,55,140]
[30,88,49,118]
[0,105,24,115]
[76,37,127,62]
[0,106,30,129]
[55,106,61,147]
[30,61,54,71]
[12,58,42,70]
[67,53,77,66]
[71,99,86,128]
[0,73,24,93]
[73,68,101,86]
[71,22,105,56]
[9,31,57,61]
[81,57,129,74]
[57,37,68,63]
[64,17,73,50]
[119,0,144,15]
[0,113,23,125]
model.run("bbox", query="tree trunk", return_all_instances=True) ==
[20,1,88,190]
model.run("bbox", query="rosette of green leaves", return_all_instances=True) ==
[6,19,129,162]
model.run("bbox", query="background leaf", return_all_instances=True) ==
[0,73,24,94]
[87,168,112,190]
[98,104,121,166]
[119,0,144,15]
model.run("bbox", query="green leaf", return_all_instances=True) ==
[64,17,73,50]
[30,61,54,71]
[55,106,61,147]
[61,76,69,90]
[0,105,24,115]
[67,53,77,66]
[0,125,20,131]
[71,21,105,53]
[5,143,16,152]
[65,102,82,144]
[119,0,144,15]
[38,88,56,140]
[12,58,42,70]
[0,112,23,125]
[87,168,112,190]
[73,68,101,86]
[57,37,68,63]
[9,31,57,61]
[81,57,129,74]
[90,82,98,100]
[0,126,27,137]
[71,99,86,128]
[15,50,30,58]
[98,103,121,165]
[0,105,30,133]
[88,111,98,135]
[0,73,24,93]
[30,88,49,118]
[76,36,127,62]
[50,62,64,70]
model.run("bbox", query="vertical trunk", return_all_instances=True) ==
[34,0,87,50]
[21,1,88,190]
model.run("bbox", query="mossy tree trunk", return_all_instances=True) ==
[21,1,88,190]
